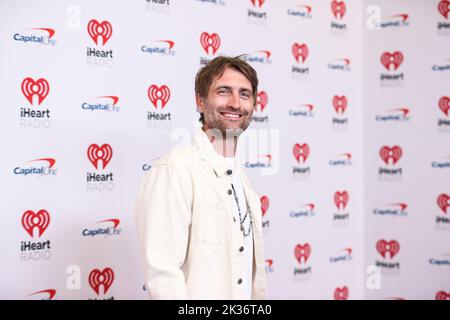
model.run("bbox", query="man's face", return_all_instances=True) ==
[196,67,255,135]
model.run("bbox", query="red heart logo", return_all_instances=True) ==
[21,77,50,105]
[89,268,114,295]
[87,19,113,45]
[21,209,50,238]
[294,243,311,264]
[376,239,400,259]
[260,196,269,216]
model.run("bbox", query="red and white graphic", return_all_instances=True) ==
[438,0,450,19]
[331,0,346,20]
[333,95,348,114]
[380,146,403,165]
[293,143,310,164]
[437,194,449,214]
[87,19,112,46]
[255,91,268,112]
[96,218,120,228]
[148,85,171,109]
[87,144,113,170]
[334,286,349,300]
[260,196,269,217]
[155,40,175,49]
[295,243,311,264]
[439,96,450,116]
[292,43,309,64]
[376,239,400,259]
[381,52,404,71]
[265,259,273,268]
[436,291,450,300]
[95,96,119,106]
[298,5,312,14]
[22,210,50,238]
[250,0,265,8]
[27,289,56,300]
[89,268,114,295]
[200,32,220,55]
[21,77,49,106]
[28,158,56,168]
[29,28,56,39]
[334,191,349,210]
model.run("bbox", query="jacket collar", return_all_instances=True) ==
[193,128,235,177]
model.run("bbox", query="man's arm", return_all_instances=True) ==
[135,164,192,299]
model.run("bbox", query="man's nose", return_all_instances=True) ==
[228,91,241,109]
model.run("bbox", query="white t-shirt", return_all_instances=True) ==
[225,157,253,299]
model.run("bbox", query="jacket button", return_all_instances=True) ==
[226,169,232,175]
[237,278,242,285]
[228,189,232,195]
[239,246,244,252]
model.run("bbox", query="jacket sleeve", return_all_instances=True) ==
[135,163,193,299]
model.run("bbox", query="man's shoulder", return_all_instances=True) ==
[152,141,199,169]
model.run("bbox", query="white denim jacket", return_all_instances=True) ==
[135,128,267,300]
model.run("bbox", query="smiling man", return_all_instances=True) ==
[135,56,267,300]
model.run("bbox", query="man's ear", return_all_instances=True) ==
[196,95,205,112]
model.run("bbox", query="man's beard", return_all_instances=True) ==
[202,103,253,137]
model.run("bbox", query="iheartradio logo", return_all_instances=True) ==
[376,239,400,259]
[21,77,50,106]
[260,196,269,217]
[87,19,112,46]
[89,268,114,295]
[255,91,268,112]
[439,96,450,116]
[331,0,346,20]
[438,0,450,19]
[293,143,309,164]
[250,0,265,8]
[295,243,311,264]
[381,52,404,71]
[334,286,349,300]
[379,146,402,165]
[333,95,347,114]
[87,144,113,170]
[200,32,220,55]
[148,85,171,109]
[334,191,349,210]
[437,194,450,214]
[22,210,50,238]
[292,43,308,64]
[436,291,450,300]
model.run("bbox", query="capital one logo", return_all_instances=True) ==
[87,19,112,46]
[200,32,220,55]
[376,239,400,259]
[87,144,113,169]
[438,0,450,19]
[333,95,347,114]
[21,77,49,105]
[292,43,308,63]
[260,196,269,217]
[381,52,404,71]
[148,85,171,109]
[89,268,114,295]
[334,286,349,300]
[439,96,450,116]
[295,243,311,264]
[380,146,402,165]
[22,210,50,238]
[437,194,450,214]
[334,191,349,210]
[331,0,346,20]
[293,143,309,164]
[255,91,268,112]
[250,0,265,8]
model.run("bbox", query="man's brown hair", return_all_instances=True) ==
[195,55,259,123]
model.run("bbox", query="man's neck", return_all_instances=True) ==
[202,126,240,158]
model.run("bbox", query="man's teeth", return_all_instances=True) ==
[222,112,241,118]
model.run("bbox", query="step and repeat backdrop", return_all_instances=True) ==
[0,0,448,300]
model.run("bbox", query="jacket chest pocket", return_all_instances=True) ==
[191,200,227,247]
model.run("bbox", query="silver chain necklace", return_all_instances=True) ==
[231,183,253,237]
